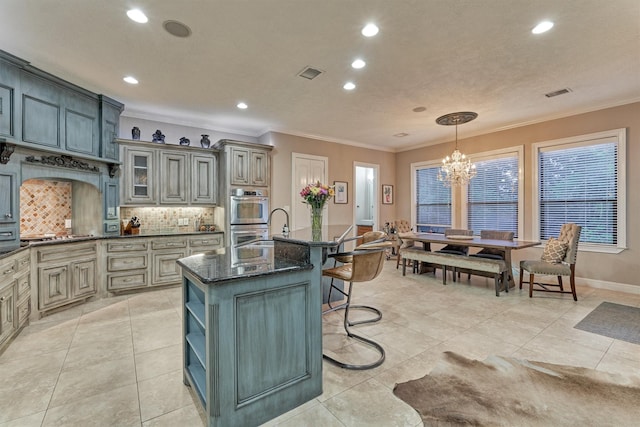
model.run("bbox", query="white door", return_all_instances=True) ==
[291,153,328,231]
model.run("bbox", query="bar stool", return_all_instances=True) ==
[322,247,386,370]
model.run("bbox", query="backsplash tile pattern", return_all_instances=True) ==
[20,179,72,237]
[120,207,217,234]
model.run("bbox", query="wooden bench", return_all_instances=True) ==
[401,248,508,296]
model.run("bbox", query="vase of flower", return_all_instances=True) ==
[300,181,334,241]
[310,205,323,241]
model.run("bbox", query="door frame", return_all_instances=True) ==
[353,161,379,231]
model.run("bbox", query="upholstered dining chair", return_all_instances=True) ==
[465,230,514,280]
[519,223,582,301]
[437,228,474,255]
[437,228,474,280]
[470,230,514,259]
[393,220,416,269]
[322,247,387,370]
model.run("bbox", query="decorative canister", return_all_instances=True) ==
[152,130,165,143]
[179,137,190,146]
[200,134,211,148]
[132,126,141,140]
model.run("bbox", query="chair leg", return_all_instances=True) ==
[528,273,534,298]
[503,272,508,293]
[442,266,447,285]
[519,268,524,289]
[557,276,564,291]
[570,265,577,301]
[323,281,386,370]
[494,274,500,297]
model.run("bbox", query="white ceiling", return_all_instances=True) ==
[1,0,639,152]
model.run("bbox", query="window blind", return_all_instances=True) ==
[539,142,617,244]
[416,167,451,232]
[467,156,519,236]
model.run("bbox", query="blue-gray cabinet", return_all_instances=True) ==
[103,178,120,235]
[0,170,18,251]
[0,55,21,140]
[178,236,335,427]
[20,72,99,157]
[99,95,123,161]
[1,49,123,164]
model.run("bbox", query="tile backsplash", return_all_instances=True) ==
[120,207,217,234]
[20,179,72,237]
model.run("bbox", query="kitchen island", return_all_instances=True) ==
[177,225,353,427]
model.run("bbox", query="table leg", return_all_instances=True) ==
[504,249,515,288]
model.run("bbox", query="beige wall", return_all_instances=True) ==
[118,102,639,289]
[395,102,640,289]
[264,132,397,232]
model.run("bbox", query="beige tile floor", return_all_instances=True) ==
[1,260,639,426]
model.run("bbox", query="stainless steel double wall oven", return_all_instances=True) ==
[228,188,269,246]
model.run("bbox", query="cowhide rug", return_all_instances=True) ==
[393,351,640,426]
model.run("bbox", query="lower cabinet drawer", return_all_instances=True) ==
[188,235,223,248]
[15,253,30,273]
[107,254,148,271]
[107,241,148,252]
[0,259,15,282]
[152,239,188,250]
[17,298,30,327]
[16,272,30,300]
[107,270,148,291]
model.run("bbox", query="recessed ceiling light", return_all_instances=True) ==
[163,20,192,38]
[394,133,409,138]
[532,20,554,34]
[237,102,248,109]
[412,106,427,113]
[343,82,356,91]
[126,9,148,24]
[361,23,379,37]
[351,59,366,69]
[123,76,139,84]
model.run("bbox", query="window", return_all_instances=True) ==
[465,152,521,236]
[532,128,626,253]
[413,163,451,233]
[460,147,523,237]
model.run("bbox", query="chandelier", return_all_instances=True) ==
[436,111,478,187]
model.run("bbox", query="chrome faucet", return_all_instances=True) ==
[268,208,290,235]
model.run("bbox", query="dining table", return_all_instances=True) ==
[400,232,540,288]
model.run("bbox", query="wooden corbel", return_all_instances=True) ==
[0,142,15,164]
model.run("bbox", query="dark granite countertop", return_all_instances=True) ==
[271,224,355,248]
[18,231,224,248]
[177,246,313,285]
[0,245,29,260]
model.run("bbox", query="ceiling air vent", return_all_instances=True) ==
[298,66,324,80]
[545,88,572,98]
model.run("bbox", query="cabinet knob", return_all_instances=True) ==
[4,213,12,219]
[0,296,5,301]
[3,269,13,275]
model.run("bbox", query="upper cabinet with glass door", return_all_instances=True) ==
[122,146,156,205]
